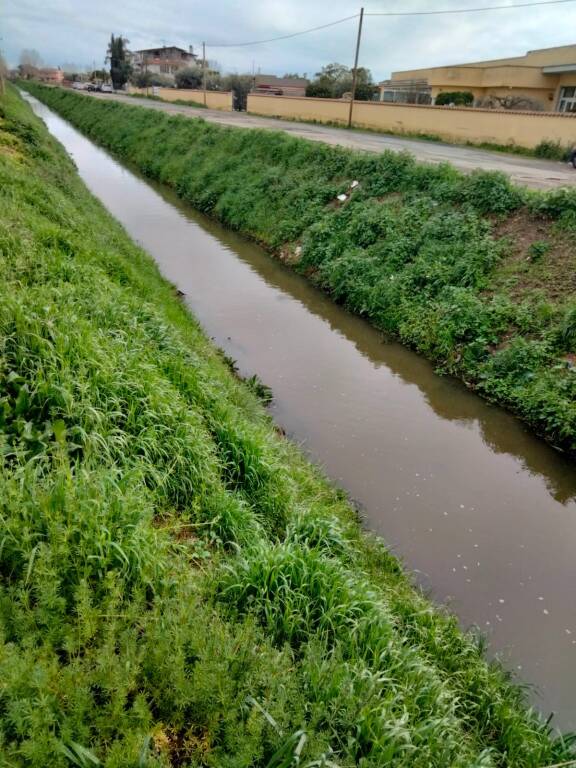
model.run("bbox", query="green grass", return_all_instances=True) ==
[23,82,576,456]
[127,92,208,109]
[3,84,576,766]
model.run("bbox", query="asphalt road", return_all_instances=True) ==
[89,91,576,190]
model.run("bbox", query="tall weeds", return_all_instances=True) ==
[2,84,574,766]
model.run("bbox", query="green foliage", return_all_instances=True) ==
[305,82,333,99]
[174,65,203,89]
[106,34,131,91]
[528,240,551,262]
[559,305,576,351]
[131,72,173,88]
[4,81,575,766]
[306,63,376,101]
[435,91,474,106]
[534,139,570,161]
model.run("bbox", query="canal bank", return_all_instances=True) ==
[23,83,576,461]
[20,91,576,731]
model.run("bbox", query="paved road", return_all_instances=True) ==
[89,92,576,190]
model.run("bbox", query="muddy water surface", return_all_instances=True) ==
[26,94,576,729]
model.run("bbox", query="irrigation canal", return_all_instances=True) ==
[25,93,576,730]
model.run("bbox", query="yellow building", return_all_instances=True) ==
[379,44,576,112]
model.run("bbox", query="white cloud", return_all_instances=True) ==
[3,0,576,79]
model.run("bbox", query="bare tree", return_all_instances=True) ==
[19,49,43,78]
[479,93,545,111]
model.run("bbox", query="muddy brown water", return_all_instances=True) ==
[25,93,576,730]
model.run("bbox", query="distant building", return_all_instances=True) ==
[253,74,308,98]
[130,46,197,80]
[379,44,576,111]
[37,68,64,84]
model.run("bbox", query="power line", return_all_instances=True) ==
[205,14,359,48]
[205,0,576,49]
[366,0,576,16]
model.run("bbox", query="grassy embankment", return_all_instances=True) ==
[24,83,576,456]
[126,92,208,109]
[2,86,574,767]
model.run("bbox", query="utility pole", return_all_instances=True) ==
[202,41,207,106]
[347,7,364,129]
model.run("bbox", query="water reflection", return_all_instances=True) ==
[148,176,576,505]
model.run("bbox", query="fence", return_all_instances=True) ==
[128,86,233,111]
[247,93,576,150]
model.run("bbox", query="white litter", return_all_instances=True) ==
[337,193,348,202]
[350,180,359,189]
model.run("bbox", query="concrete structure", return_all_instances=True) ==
[130,46,197,81]
[253,74,309,98]
[128,86,232,111]
[379,44,576,112]
[247,93,576,150]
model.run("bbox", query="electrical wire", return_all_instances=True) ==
[206,14,359,48]
[366,0,576,16]
[204,0,576,48]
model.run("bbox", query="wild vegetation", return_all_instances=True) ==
[24,83,576,455]
[0,83,572,767]
[5,83,575,767]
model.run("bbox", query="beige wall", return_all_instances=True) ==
[248,94,348,123]
[247,94,576,149]
[129,86,232,110]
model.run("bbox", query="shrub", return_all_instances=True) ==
[461,170,525,214]
[535,139,570,161]
[435,91,474,106]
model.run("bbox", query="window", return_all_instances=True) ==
[558,86,576,112]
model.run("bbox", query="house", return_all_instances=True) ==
[130,46,197,80]
[37,68,64,84]
[379,44,576,111]
[253,74,309,98]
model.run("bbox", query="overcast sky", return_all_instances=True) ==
[4,0,576,79]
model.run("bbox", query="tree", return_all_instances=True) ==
[107,34,131,90]
[174,66,203,89]
[306,63,376,101]
[90,69,109,82]
[19,49,42,78]
[479,93,544,111]
[132,71,173,88]
[306,82,333,98]
[222,73,253,110]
